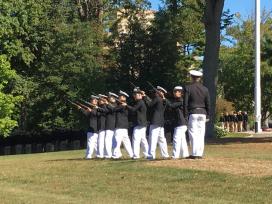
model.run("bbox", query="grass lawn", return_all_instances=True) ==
[0,139,272,204]
[225,132,251,138]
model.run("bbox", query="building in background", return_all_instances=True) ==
[117,9,156,34]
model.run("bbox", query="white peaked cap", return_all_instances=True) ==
[90,95,99,100]
[119,90,129,98]
[156,86,167,94]
[98,94,108,98]
[108,92,118,98]
[189,70,203,77]
[173,86,183,91]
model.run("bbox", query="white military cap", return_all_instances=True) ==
[108,92,118,98]
[133,87,142,93]
[119,90,129,98]
[90,95,99,100]
[189,70,203,77]
[173,86,183,91]
[98,94,108,99]
[156,86,167,94]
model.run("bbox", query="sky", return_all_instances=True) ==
[149,0,272,17]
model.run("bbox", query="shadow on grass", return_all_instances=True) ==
[45,157,141,162]
[207,137,272,145]
[44,157,176,163]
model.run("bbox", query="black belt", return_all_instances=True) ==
[189,107,205,111]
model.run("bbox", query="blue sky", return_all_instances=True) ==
[150,0,272,17]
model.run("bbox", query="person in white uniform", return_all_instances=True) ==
[184,70,210,159]
[104,92,118,159]
[125,87,149,159]
[96,94,108,158]
[112,91,134,159]
[79,95,100,159]
[166,86,189,159]
[143,86,169,160]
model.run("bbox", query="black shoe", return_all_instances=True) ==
[188,155,203,159]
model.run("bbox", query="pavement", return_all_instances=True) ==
[246,131,272,138]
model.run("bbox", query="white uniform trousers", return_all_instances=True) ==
[86,132,98,159]
[97,130,106,158]
[148,125,169,159]
[112,128,133,159]
[104,130,114,158]
[188,114,206,157]
[172,125,189,158]
[132,126,149,158]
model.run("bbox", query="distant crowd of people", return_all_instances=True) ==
[219,111,248,132]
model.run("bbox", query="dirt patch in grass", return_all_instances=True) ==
[147,157,272,177]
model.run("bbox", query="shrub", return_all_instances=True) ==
[214,125,227,138]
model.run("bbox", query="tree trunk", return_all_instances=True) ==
[203,0,225,137]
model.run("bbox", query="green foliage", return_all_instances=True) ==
[33,21,106,130]
[107,0,205,92]
[219,13,272,125]
[0,55,22,136]
[214,125,227,138]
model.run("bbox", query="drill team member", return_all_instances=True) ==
[229,112,234,132]
[104,92,118,159]
[184,70,210,159]
[80,95,100,159]
[224,112,230,132]
[219,113,225,129]
[112,91,134,159]
[166,86,189,159]
[126,87,149,159]
[237,111,244,132]
[96,94,108,158]
[242,111,248,131]
[143,86,169,159]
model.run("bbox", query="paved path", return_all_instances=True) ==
[245,131,272,138]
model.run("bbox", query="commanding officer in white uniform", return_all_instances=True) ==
[80,95,100,159]
[143,86,169,160]
[126,87,149,159]
[112,91,134,159]
[166,86,189,159]
[184,70,210,159]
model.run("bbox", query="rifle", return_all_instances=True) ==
[129,81,138,88]
[66,99,84,109]
[76,101,93,110]
[147,81,165,98]
[79,99,106,111]
[147,81,157,92]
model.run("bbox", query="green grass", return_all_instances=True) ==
[225,132,251,138]
[0,141,272,204]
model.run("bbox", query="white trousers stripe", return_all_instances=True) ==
[86,132,98,159]
[172,125,189,158]
[132,126,149,158]
[112,129,133,158]
[148,125,169,159]
[188,114,206,157]
[104,130,114,158]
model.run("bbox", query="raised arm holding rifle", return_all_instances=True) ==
[79,95,100,159]
[142,83,169,160]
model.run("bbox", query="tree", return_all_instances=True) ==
[0,55,22,136]
[219,14,272,126]
[202,0,225,137]
[107,0,205,92]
